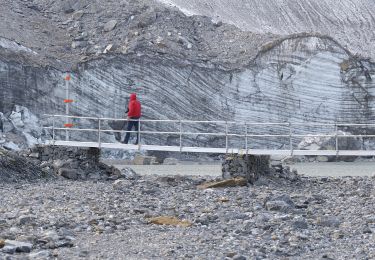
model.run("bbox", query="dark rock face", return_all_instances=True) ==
[222,155,270,183]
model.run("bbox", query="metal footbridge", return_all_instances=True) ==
[42,115,375,156]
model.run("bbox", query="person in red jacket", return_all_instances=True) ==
[123,93,142,144]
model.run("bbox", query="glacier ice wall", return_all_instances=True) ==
[1,36,374,149]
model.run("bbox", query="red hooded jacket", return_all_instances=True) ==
[128,93,141,118]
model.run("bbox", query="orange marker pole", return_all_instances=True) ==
[65,73,71,141]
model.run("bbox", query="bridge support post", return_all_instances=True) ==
[222,154,270,184]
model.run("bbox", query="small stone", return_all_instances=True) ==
[72,10,84,20]
[28,152,39,158]
[218,197,230,203]
[79,250,89,257]
[18,215,35,225]
[332,231,344,239]
[265,194,295,212]
[40,230,59,243]
[317,216,341,228]
[71,41,87,49]
[104,20,117,32]
[113,179,130,189]
[293,219,308,229]
[265,201,293,212]
[133,155,157,165]
[317,156,329,162]
[62,2,74,14]
[362,226,372,234]
[103,44,113,54]
[2,245,16,254]
[3,240,33,253]
[233,256,247,260]
[28,250,52,259]
[120,167,140,180]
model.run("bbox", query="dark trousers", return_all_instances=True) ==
[123,118,140,144]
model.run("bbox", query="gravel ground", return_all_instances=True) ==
[1,173,374,259]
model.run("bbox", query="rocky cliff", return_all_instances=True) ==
[0,0,374,150]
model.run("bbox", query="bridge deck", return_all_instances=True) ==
[45,141,375,156]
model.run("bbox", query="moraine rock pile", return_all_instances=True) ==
[0,173,374,259]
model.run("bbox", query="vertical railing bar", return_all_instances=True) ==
[138,119,141,150]
[225,121,228,154]
[98,118,101,149]
[289,122,293,156]
[179,120,182,152]
[52,115,55,145]
[335,123,339,156]
[245,123,248,155]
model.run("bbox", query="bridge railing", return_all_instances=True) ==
[41,114,375,155]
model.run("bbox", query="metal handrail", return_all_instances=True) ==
[42,114,375,155]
